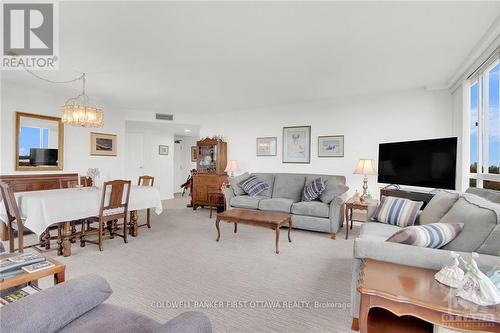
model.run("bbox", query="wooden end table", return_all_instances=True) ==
[0,256,65,291]
[344,198,378,239]
[357,259,500,333]
[215,209,292,254]
[208,191,225,218]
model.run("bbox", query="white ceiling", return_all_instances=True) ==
[3,1,500,114]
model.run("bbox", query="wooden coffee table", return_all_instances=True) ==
[0,256,65,291]
[357,259,500,333]
[215,209,292,254]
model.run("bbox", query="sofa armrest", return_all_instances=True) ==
[154,311,212,333]
[329,192,348,234]
[0,275,112,333]
[223,187,234,210]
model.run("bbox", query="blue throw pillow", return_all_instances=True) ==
[238,175,269,197]
[303,177,326,201]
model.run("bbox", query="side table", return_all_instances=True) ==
[0,257,65,291]
[344,198,378,239]
[208,191,225,218]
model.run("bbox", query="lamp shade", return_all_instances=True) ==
[225,160,240,174]
[353,159,377,175]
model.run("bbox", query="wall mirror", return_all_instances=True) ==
[16,112,64,171]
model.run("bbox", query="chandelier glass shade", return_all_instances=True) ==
[61,73,104,128]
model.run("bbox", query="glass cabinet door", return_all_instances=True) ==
[197,145,218,173]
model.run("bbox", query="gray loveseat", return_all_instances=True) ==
[0,275,212,333]
[223,173,348,239]
[350,188,500,327]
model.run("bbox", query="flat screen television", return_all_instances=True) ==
[29,148,58,166]
[378,137,457,190]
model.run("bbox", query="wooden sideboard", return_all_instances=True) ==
[0,173,91,241]
[192,138,227,209]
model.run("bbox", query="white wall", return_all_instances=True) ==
[125,121,175,200]
[1,81,126,180]
[199,89,454,196]
[173,135,198,193]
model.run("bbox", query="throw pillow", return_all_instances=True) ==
[303,177,326,201]
[238,175,270,197]
[230,172,250,196]
[387,223,464,249]
[374,196,423,227]
[318,182,349,204]
[419,190,459,225]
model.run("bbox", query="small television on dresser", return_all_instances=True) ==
[378,137,457,190]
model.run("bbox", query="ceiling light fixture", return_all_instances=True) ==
[184,129,191,132]
[61,73,104,128]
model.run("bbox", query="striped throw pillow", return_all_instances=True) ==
[374,196,423,227]
[303,178,326,201]
[387,223,464,248]
[238,175,270,197]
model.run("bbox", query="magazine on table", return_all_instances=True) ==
[0,253,46,273]
[0,285,40,305]
[21,261,55,274]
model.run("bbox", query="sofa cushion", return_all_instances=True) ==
[251,173,275,197]
[259,198,295,213]
[359,222,401,241]
[386,223,464,249]
[374,196,423,227]
[272,174,306,201]
[230,195,266,209]
[229,172,250,196]
[440,194,499,253]
[238,175,270,197]
[58,303,161,333]
[466,187,500,204]
[303,177,326,201]
[291,201,329,218]
[0,275,112,333]
[419,190,459,225]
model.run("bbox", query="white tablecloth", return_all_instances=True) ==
[0,186,163,236]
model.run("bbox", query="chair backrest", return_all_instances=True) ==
[99,180,132,218]
[0,181,25,252]
[59,177,92,189]
[138,175,154,187]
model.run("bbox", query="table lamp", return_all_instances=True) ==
[225,160,239,177]
[353,159,377,196]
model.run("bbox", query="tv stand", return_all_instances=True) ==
[380,188,435,209]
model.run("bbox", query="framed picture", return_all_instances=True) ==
[318,135,344,157]
[159,145,169,155]
[191,146,198,162]
[256,137,277,156]
[282,126,311,163]
[90,132,117,156]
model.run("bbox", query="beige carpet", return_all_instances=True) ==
[21,196,360,332]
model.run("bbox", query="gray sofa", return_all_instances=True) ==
[0,275,212,333]
[223,173,348,239]
[350,188,500,326]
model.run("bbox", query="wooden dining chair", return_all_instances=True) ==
[136,176,155,229]
[0,181,47,253]
[81,180,131,251]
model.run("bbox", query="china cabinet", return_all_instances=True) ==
[192,138,227,209]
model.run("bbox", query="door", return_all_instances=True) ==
[125,132,144,184]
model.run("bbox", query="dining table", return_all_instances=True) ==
[0,185,163,256]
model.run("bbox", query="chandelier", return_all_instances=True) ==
[61,73,104,128]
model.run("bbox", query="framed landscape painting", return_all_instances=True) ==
[318,135,344,157]
[256,137,277,156]
[90,132,117,156]
[282,126,311,163]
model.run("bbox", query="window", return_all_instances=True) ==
[19,126,49,157]
[469,59,500,191]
